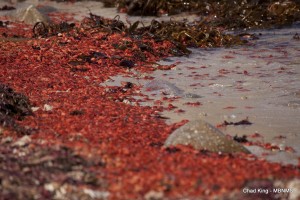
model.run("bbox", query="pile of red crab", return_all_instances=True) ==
[0,12,299,200]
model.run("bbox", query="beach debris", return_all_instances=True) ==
[33,21,75,37]
[31,107,40,112]
[218,118,253,127]
[119,59,135,68]
[69,110,85,116]
[43,104,53,111]
[164,120,250,153]
[0,83,33,134]
[0,20,9,27]
[0,5,15,11]
[140,19,244,48]
[233,135,248,143]
[0,83,32,119]
[80,12,244,49]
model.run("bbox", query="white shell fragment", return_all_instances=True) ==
[43,104,53,111]
[31,107,40,112]
[165,120,250,153]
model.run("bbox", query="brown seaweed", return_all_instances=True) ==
[0,83,33,134]
[222,118,253,126]
[33,21,75,37]
[117,0,300,29]
[0,5,16,11]
[233,135,249,143]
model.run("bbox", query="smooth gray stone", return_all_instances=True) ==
[145,79,184,97]
[10,5,50,25]
[164,120,250,153]
[144,79,201,98]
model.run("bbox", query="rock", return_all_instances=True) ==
[144,79,201,98]
[164,120,250,153]
[10,5,49,25]
[145,79,183,97]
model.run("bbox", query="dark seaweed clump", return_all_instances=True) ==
[32,2,248,50]
[0,5,16,11]
[33,21,75,38]
[117,0,300,29]
[48,0,115,7]
[80,13,244,50]
[45,0,300,29]
[135,19,245,48]
[0,83,33,134]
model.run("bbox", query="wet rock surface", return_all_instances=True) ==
[10,5,50,24]
[144,79,202,98]
[165,120,250,153]
[145,79,185,98]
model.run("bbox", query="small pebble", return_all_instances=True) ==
[43,104,53,111]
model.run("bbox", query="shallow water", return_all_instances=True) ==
[105,25,300,164]
[106,26,300,165]
[139,26,300,165]
[2,0,300,165]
